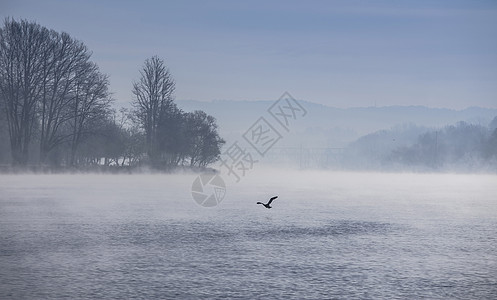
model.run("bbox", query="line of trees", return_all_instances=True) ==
[389,120,497,170]
[131,56,225,168]
[0,18,224,171]
[343,118,497,171]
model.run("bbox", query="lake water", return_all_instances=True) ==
[1,171,496,299]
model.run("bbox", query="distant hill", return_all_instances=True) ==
[176,99,497,148]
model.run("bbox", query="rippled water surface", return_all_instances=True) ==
[1,171,496,299]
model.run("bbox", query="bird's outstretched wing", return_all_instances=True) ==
[267,196,278,205]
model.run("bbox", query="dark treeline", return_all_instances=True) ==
[0,18,224,171]
[344,118,497,172]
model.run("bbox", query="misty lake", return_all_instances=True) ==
[1,171,496,299]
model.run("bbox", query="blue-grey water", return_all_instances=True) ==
[1,171,496,299]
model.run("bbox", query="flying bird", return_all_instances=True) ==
[257,196,278,209]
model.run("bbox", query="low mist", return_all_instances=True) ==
[2,2,497,299]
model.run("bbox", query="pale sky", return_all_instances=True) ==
[1,0,497,109]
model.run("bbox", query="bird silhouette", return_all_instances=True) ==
[257,196,278,209]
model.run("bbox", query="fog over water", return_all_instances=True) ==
[2,2,497,299]
[1,171,496,299]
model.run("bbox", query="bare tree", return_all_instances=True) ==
[68,62,111,165]
[132,56,175,163]
[0,92,10,164]
[0,18,112,167]
[0,19,49,165]
[38,31,94,164]
[115,108,146,167]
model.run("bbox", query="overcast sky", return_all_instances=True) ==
[1,0,496,109]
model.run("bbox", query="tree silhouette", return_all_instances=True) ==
[131,56,175,164]
[0,18,112,167]
[184,110,225,167]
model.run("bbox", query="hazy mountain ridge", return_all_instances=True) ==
[177,99,497,148]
